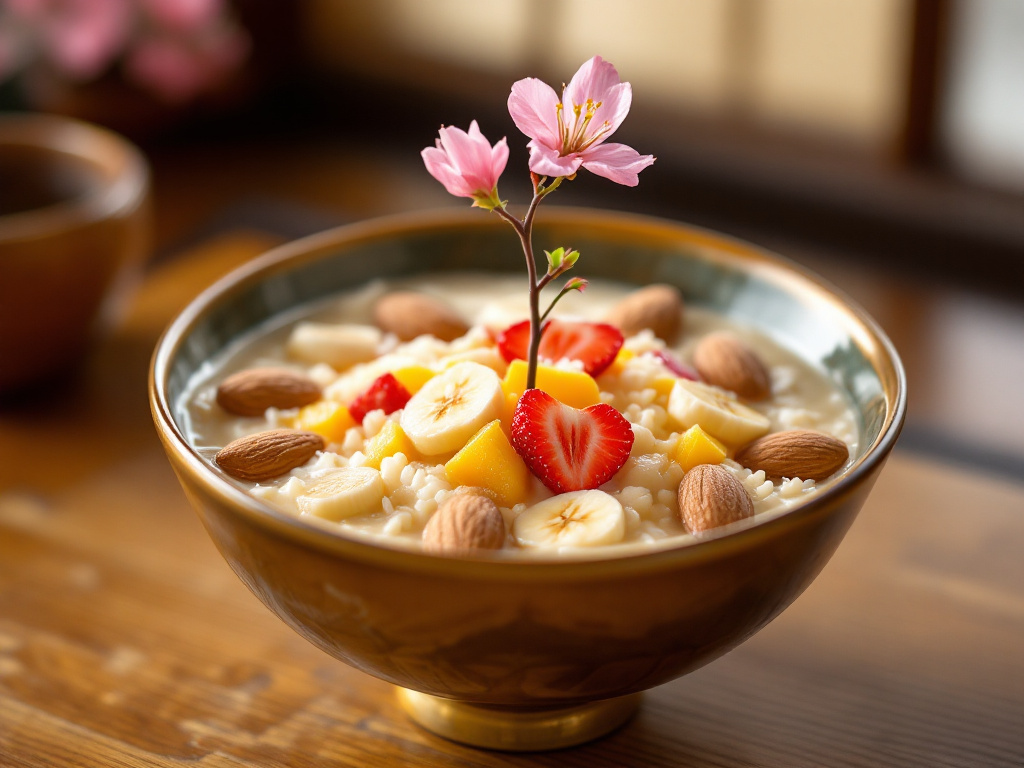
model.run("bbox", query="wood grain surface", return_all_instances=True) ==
[1,232,1022,767]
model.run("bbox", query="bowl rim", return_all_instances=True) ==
[150,206,906,580]
[0,112,149,244]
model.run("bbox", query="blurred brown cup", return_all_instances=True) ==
[0,112,149,396]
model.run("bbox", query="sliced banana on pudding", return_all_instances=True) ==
[286,322,382,370]
[296,467,384,521]
[513,490,626,548]
[400,361,505,456]
[667,378,770,446]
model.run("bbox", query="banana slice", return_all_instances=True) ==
[667,379,770,446]
[286,323,382,370]
[400,361,504,456]
[296,467,384,521]
[513,490,626,549]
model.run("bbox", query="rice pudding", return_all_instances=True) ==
[179,273,858,555]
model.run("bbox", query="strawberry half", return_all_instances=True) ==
[348,372,411,424]
[511,389,635,494]
[496,319,624,377]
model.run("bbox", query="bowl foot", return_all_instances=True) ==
[396,687,642,751]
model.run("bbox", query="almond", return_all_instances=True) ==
[373,291,470,342]
[216,368,321,416]
[603,284,683,344]
[692,332,771,401]
[677,464,754,534]
[215,429,324,482]
[422,493,506,553]
[734,430,849,481]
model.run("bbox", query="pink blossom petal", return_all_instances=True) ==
[437,122,499,193]
[508,76,561,149]
[592,81,631,139]
[527,141,583,178]
[460,121,499,186]
[490,136,510,180]
[507,56,653,185]
[422,122,507,203]
[421,145,472,197]
[562,55,621,114]
[579,142,655,187]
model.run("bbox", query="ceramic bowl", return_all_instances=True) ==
[0,113,149,395]
[150,208,905,750]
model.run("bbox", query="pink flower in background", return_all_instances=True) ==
[139,0,219,32]
[125,22,248,102]
[0,0,249,101]
[508,55,654,186]
[5,0,131,79]
[422,120,509,208]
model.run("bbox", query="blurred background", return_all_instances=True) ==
[1,6,1023,763]
[1,0,1023,471]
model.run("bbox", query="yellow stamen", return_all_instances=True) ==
[556,95,612,156]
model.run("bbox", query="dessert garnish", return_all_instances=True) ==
[511,389,635,494]
[496,319,624,377]
[422,54,655,393]
[692,331,772,402]
[423,493,507,553]
[677,464,755,535]
[423,55,654,482]
[216,368,322,416]
[348,373,412,424]
[734,430,850,482]
[603,283,684,344]
[216,429,324,482]
[200,55,857,550]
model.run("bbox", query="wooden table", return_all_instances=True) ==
[2,231,1023,767]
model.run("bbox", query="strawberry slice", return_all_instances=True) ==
[348,372,411,424]
[496,319,624,377]
[648,349,699,381]
[511,389,634,494]
[496,319,539,363]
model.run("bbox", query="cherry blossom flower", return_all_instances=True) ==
[0,0,248,101]
[425,56,654,388]
[421,120,508,208]
[5,0,131,80]
[125,22,248,102]
[507,55,654,186]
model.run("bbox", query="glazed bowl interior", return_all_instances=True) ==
[151,208,905,707]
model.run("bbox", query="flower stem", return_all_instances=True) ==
[540,284,578,324]
[493,178,563,390]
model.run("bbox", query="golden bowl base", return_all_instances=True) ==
[396,688,642,751]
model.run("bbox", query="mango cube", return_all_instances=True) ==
[673,424,728,472]
[392,365,435,394]
[502,359,601,410]
[652,376,677,398]
[500,390,520,435]
[292,400,356,443]
[445,420,532,507]
[363,420,417,469]
[605,348,635,376]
